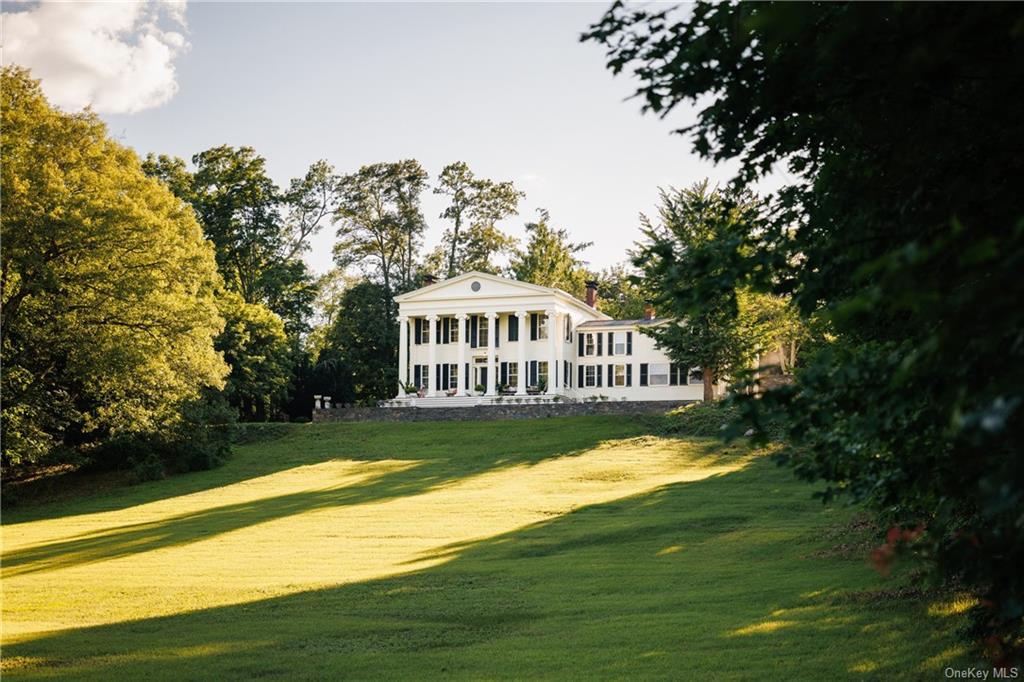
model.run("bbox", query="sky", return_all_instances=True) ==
[4,1,756,277]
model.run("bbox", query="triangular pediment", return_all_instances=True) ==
[395,272,561,303]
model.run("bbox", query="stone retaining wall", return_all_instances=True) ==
[312,400,696,423]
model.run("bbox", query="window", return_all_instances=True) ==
[508,362,518,388]
[584,333,595,356]
[478,315,489,347]
[538,314,548,340]
[449,363,459,390]
[584,365,597,387]
[649,363,670,386]
[689,367,703,385]
[449,318,459,343]
[613,364,627,387]
[538,361,548,386]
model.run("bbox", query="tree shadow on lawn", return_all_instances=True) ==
[3,417,654,524]
[4,458,972,680]
[3,417,704,577]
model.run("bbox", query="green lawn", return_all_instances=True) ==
[2,417,972,679]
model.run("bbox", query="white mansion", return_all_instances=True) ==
[391,272,707,406]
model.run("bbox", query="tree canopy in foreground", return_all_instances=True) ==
[1,67,228,469]
[585,1,1024,660]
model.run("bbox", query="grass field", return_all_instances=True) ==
[2,417,973,679]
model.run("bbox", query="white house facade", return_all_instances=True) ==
[391,272,705,406]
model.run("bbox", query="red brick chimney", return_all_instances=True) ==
[585,280,599,308]
[643,302,656,320]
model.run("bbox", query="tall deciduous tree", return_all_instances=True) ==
[433,162,523,276]
[510,209,592,298]
[1,67,228,468]
[634,183,799,401]
[585,1,1024,657]
[333,160,429,306]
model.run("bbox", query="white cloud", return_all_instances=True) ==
[2,1,189,114]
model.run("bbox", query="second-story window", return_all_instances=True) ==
[478,315,489,347]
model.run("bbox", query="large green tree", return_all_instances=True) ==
[634,183,801,401]
[1,67,228,469]
[585,1,1024,658]
[510,210,591,298]
[432,162,523,276]
[314,281,397,404]
[333,160,429,305]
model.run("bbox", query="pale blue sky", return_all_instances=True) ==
[92,2,746,276]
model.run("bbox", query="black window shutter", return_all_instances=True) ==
[530,313,538,340]
[414,318,422,345]
[626,364,633,386]
[414,365,421,386]
[640,363,649,386]
[578,364,584,387]
[626,332,633,355]
[465,362,470,390]
[608,332,615,356]
[495,317,500,347]
[597,332,603,356]
[509,314,518,342]
[578,332,584,356]
[608,364,613,386]
[470,315,478,348]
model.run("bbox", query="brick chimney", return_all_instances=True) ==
[643,301,656,320]
[585,280,599,308]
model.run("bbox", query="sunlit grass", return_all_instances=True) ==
[1,417,976,679]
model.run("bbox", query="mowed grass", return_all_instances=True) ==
[2,417,972,679]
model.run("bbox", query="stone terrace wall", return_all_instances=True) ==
[313,400,697,423]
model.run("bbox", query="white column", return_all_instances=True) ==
[426,314,438,397]
[546,309,557,394]
[455,313,467,396]
[515,309,527,395]
[397,315,409,398]
[485,312,497,396]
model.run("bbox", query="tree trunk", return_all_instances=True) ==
[703,368,715,403]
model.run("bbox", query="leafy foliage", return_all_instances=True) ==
[314,281,398,405]
[633,183,802,401]
[1,67,229,470]
[431,162,523,276]
[585,1,1024,659]
[510,209,592,298]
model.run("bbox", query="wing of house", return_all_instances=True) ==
[392,271,706,404]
